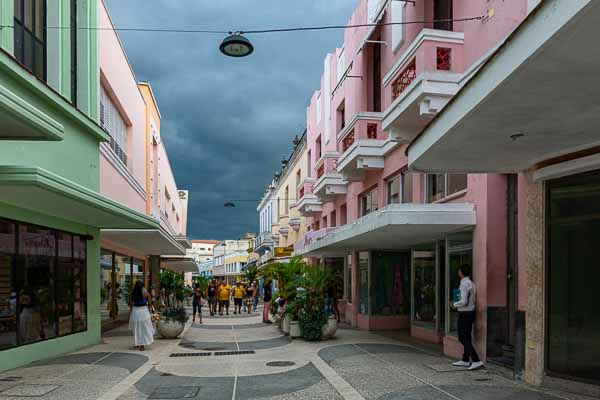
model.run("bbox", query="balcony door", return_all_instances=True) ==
[434,0,453,31]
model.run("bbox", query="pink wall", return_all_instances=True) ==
[99,2,147,209]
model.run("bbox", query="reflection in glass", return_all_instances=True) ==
[345,254,352,302]
[358,252,369,314]
[0,220,16,350]
[412,247,436,328]
[371,252,410,316]
[548,173,600,382]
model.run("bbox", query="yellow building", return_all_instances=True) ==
[271,133,308,262]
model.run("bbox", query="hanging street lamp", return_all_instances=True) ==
[219,33,254,58]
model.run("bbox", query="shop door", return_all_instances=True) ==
[507,174,518,346]
[547,171,600,383]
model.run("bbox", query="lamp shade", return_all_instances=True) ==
[219,34,254,58]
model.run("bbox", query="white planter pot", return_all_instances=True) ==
[282,315,291,335]
[290,321,302,338]
[156,319,185,339]
[321,317,338,339]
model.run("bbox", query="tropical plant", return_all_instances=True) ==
[296,265,334,341]
[243,266,259,283]
[194,276,210,292]
[160,306,189,324]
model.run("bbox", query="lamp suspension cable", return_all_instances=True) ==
[0,16,484,35]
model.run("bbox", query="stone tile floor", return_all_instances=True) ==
[0,307,595,400]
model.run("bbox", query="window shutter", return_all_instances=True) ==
[392,2,404,52]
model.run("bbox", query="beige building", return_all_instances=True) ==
[270,133,309,261]
[213,234,256,283]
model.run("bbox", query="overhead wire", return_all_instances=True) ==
[0,16,485,36]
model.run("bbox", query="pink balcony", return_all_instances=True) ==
[337,112,392,182]
[382,29,466,143]
[295,177,322,216]
[313,152,346,201]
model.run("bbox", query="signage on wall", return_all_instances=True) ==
[274,246,294,257]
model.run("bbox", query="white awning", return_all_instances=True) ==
[101,227,186,256]
[161,256,198,273]
[297,203,476,256]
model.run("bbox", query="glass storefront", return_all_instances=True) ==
[371,252,410,316]
[344,254,352,302]
[547,171,600,383]
[412,245,437,328]
[358,252,369,314]
[101,250,145,323]
[0,218,87,351]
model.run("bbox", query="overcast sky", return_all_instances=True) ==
[104,0,357,241]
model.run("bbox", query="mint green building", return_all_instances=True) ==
[0,0,156,371]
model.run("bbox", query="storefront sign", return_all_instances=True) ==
[274,246,294,257]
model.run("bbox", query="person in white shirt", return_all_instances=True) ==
[451,264,484,370]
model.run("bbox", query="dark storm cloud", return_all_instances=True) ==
[104,0,357,240]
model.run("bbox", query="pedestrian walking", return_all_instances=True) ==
[218,279,231,316]
[191,284,204,324]
[252,281,259,312]
[233,281,245,315]
[245,283,254,314]
[451,265,484,370]
[327,282,341,323]
[128,280,155,351]
[263,279,272,324]
[207,279,217,316]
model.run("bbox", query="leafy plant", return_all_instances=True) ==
[243,266,259,283]
[160,306,189,324]
[299,307,328,341]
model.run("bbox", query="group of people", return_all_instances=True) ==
[191,279,261,323]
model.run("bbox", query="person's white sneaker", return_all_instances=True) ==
[468,361,484,370]
[452,361,470,367]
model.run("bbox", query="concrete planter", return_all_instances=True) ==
[282,315,291,335]
[290,321,302,338]
[156,319,185,339]
[321,317,338,339]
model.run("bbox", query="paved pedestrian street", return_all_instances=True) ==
[0,308,591,400]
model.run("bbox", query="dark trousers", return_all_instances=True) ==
[457,311,480,363]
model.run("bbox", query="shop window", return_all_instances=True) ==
[447,232,473,333]
[371,252,410,316]
[0,219,87,351]
[345,254,352,302]
[361,187,379,216]
[13,0,47,81]
[358,252,369,315]
[547,171,600,383]
[412,245,437,328]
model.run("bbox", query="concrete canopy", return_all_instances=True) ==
[0,166,158,230]
[101,227,186,256]
[297,203,475,257]
[161,256,199,273]
[408,0,600,173]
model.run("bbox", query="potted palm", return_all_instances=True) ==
[156,306,189,339]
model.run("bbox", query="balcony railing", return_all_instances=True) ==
[297,178,315,200]
[109,137,128,166]
[392,60,417,101]
[337,112,384,155]
[384,29,465,104]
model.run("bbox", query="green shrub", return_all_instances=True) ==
[299,307,328,341]
[161,306,189,324]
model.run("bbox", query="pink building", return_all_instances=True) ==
[295,0,530,377]
[97,1,194,327]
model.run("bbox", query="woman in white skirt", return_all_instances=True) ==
[129,281,155,351]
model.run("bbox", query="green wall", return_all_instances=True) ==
[0,203,101,372]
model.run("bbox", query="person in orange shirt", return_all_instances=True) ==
[218,279,231,316]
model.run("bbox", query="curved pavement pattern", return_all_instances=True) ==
[0,307,587,400]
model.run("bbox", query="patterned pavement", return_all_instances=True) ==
[0,306,593,400]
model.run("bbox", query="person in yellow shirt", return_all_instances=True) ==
[218,279,231,316]
[233,282,246,315]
